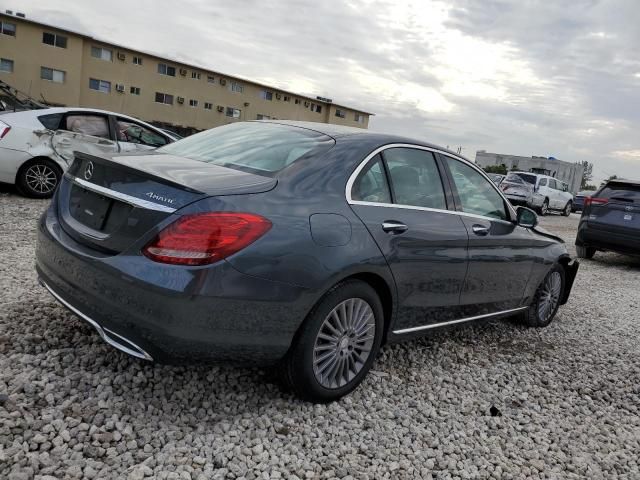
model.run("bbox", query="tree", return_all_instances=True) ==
[580,161,593,189]
[483,164,507,175]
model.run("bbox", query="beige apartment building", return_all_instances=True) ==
[0,12,372,134]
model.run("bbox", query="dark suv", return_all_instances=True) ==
[575,179,640,258]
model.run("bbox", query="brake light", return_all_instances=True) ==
[0,120,11,139]
[143,212,272,266]
[584,197,608,207]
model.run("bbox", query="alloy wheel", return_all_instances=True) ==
[538,271,562,322]
[541,201,549,215]
[564,203,572,216]
[312,298,376,389]
[25,164,58,194]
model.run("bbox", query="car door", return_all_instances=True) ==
[441,155,535,316]
[114,117,170,152]
[51,112,120,162]
[348,147,469,332]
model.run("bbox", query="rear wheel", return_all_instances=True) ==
[576,245,596,259]
[563,202,572,216]
[282,280,383,403]
[521,264,565,327]
[539,199,549,216]
[17,159,61,198]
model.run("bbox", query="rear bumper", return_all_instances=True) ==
[35,205,314,364]
[576,222,640,255]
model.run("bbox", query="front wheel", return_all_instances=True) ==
[281,280,384,403]
[563,202,572,216]
[521,264,565,327]
[576,245,596,259]
[17,159,61,198]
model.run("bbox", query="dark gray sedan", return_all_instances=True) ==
[36,121,578,402]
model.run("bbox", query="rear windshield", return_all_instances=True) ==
[505,173,525,184]
[598,183,640,203]
[158,122,335,176]
[507,172,536,185]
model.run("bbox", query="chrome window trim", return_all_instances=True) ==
[393,306,528,335]
[345,143,517,225]
[69,176,177,213]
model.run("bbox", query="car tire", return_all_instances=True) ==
[521,264,565,328]
[281,279,384,403]
[538,199,549,216]
[563,202,572,216]
[576,245,596,259]
[17,159,62,199]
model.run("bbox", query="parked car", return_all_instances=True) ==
[575,179,640,259]
[0,107,176,198]
[572,190,593,212]
[35,121,579,402]
[486,173,505,185]
[500,172,534,207]
[503,171,573,216]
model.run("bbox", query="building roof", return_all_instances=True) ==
[0,12,374,116]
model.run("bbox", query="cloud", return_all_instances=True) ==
[15,0,640,182]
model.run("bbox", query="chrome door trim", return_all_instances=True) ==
[392,306,528,335]
[345,143,517,224]
[69,176,177,213]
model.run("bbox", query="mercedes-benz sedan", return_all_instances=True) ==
[36,121,579,402]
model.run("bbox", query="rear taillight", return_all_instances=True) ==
[0,120,11,139]
[584,197,608,207]
[143,212,272,266]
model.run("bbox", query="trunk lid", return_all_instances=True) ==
[57,151,277,253]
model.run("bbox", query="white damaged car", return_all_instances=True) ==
[0,107,176,197]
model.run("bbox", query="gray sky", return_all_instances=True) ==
[11,0,640,183]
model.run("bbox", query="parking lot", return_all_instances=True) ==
[1,190,639,479]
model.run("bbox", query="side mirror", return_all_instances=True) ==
[516,206,538,228]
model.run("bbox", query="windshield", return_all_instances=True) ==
[507,172,537,185]
[159,122,335,176]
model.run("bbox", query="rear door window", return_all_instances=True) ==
[599,183,640,204]
[382,148,447,210]
[351,155,391,204]
[37,113,63,130]
[63,114,111,139]
[538,178,547,187]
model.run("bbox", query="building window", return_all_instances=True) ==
[354,113,365,123]
[89,78,111,93]
[155,92,173,105]
[191,72,201,80]
[40,67,65,83]
[189,99,198,107]
[42,32,67,48]
[130,86,141,95]
[0,58,13,73]
[283,96,291,102]
[207,75,215,83]
[132,56,142,65]
[259,90,273,101]
[91,46,113,61]
[0,21,16,36]
[256,114,272,120]
[310,104,322,113]
[204,102,213,110]
[225,107,241,118]
[157,63,176,76]
[230,81,243,93]
[294,98,301,105]
[335,109,346,118]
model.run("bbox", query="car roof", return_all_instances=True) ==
[8,107,162,131]
[260,120,469,161]
[606,178,640,186]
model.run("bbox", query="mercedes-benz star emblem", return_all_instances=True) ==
[84,161,94,180]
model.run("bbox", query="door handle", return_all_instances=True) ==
[382,221,408,234]
[472,224,489,236]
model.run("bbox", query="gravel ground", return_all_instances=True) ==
[1,188,639,479]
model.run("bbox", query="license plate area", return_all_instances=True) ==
[69,186,112,231]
